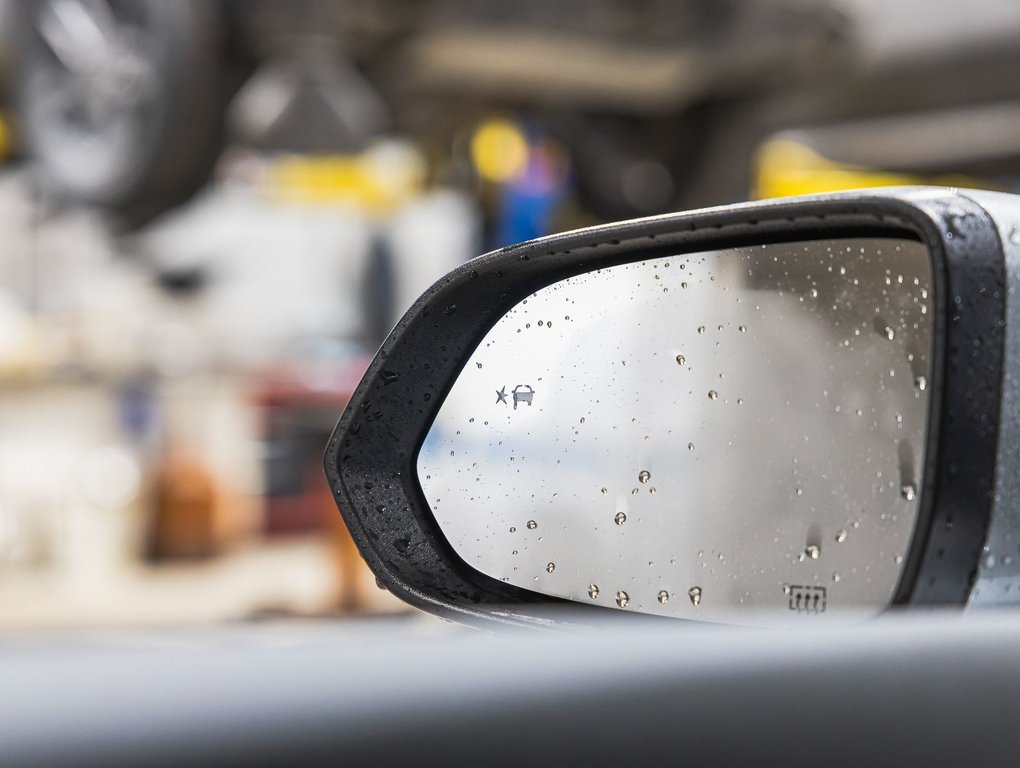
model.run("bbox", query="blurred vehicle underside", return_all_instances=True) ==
[6,0,1020,225]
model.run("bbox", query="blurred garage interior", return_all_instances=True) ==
[2,0,1020,630]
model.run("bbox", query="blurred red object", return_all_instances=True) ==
[252,353,370,535]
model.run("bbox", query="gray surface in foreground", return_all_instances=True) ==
[3,611,1020,767]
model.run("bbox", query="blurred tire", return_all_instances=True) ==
[16,0,228,226]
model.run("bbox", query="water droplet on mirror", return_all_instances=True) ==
[915,375,927,392]
[707,390,719,400]
[614,511,627,526]
[527,520,538,530]
[588,583,599,599]
[509,526,516,533]
[639,470,651,484]
[805,544,821,560]
[697,325,706,334]
[631,488,639,495]
[546,562,556,573]
[901,484,917,502]
[688,442,695,452]
[738,324,747,333]
[688,586,702,606]
[616,591,630,608]
[676,354,686,366]
[836,529,848,543]
[883,326,895,341]
[657,590,670,604]
[601,487,608,495]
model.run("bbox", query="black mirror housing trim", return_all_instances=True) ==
[325,187,1006,625]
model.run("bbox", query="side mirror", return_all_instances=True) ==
[325,187,1018,627]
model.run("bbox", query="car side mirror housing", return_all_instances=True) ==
[325,187,1020,627]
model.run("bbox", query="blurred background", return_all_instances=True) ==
[1,0,1020,630]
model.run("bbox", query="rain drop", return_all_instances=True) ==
[639,470,651,484]
[546,562,556,573]
[805,544,821,560]
[657,590,670,604]
[527,520,538,530]
[901,484,917,502]
[915,375,927,392]
[697,325,706,334]
[676,354,686,366]
[588,583,599,599]
[882,326,895,341]
[616,590,630,608]
[688,586,703,607]
[835,529,848,544]
[601,487,608,495]
[688,442,695,452]
[614,511,627,526]
[707,390,719,400]
[738,324,747,333]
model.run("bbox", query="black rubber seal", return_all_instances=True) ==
[324,188,1005,625]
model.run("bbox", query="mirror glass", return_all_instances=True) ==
[419,238,933,624]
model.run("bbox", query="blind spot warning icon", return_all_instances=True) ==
[512,385,535,410]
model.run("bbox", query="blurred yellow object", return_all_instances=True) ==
[470,119,529,183]
[0,113,9,160]
[754,139,983,199]
[265,141,426,212]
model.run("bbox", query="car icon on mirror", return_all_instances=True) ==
[512,384,535,410]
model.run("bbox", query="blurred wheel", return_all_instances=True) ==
[17,0,227,225]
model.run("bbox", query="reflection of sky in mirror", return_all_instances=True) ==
[420,239,933,625]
